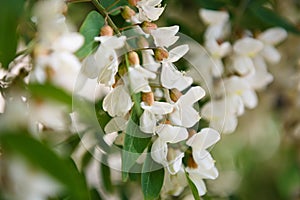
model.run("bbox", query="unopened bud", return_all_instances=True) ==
[100,25,113,36]
[118,63,128,76]
[141,21,157,34]
[62,3,68,15]
[154,48,169,61]
[128,51,140,65]
[187,156,198,169]
[170,88,182,102]
[128,0,140,7]
[121,6,136,20]
[142,92,154,106]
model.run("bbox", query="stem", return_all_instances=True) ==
[91,0,121,36]
[106,0,120,11]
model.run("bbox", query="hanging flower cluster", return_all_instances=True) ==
[79,0,222,197]
[199,9,287,134]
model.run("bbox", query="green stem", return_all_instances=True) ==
[91,0,121,36]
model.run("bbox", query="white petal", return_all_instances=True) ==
[156,124,188,143]
[104,117,128,134]
[258,27,287,45]
[233,56,255,75]
[81,55,98,79]
[170,105,200,128]
[261,45,281,64]
[199,9,229,25]
[161,63,193,91]
[211,58,224,77]
[205,39,231,58]
[187,128,220,149]
[192,150,215,169]
[151,138,167,164]
[241,89,258,109]
[151,26,179,48]
[166,152,184,175]
[138,5,164,21]
[187,172,207,196]
[52,32,84,52]
[178,86,206,105]
[149,101,174,115]
[103,85,133,117]
[233,37,263,56]
[140,109,157,133]
[167,44,189,63]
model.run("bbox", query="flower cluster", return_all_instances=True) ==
[80,1,221,197]
[199,9,287,134]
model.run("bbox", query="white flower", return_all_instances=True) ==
[186,165,219,196]
[103,85,133,117]
[136,0,165,22]
[224,76,258,109]
[186,128,220,168]
[139,101,173,133]
[127,64,156,93]
[150,26,179,48]
[258,27,287,63]
[104,117,128,134]
[201,97,242,134]
[169,86,206,128]
[245,55,273,90]
[91,36,126,86]
[151,124,188,173]
[199,9,229,25]
[32,32,84,92]
[199,9,230,40]
[205,39,231,77]
[161,168,187,197]
[232,37,264,75]
[161,62,193,91]
[141,49,161,72]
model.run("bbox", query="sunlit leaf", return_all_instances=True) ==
[0,0,25,68]
[121,103,151,181]
[141,153,164,200]
[76,11,104,59]
[28,83,72,106]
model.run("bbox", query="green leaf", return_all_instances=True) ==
[0,0,25,68]
[141,153,164,200]
[185,171,201,200]
[249,3,300,34]
[100,155,114,193]
[121,107,151,181]
[0,133,90,200]
[76,11,104,59]
[28,83,73,106]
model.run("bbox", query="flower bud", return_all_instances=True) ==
[121,6,136,20]
[128,51,140,66]
[141,21,157,34]
[142,92,154,106]
[188,129,197,139]
[128,0,140,7]
[170,88,182,102]
[100,25,113,36]
[154,47,169,61]
[187,156,198,169]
